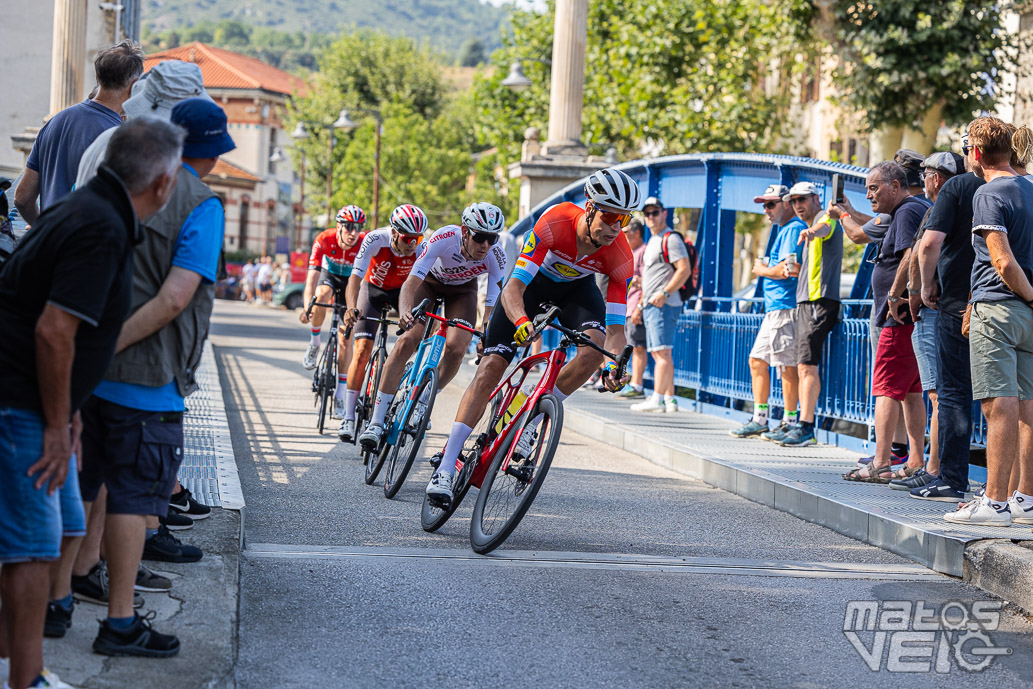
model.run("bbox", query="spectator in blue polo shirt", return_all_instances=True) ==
[731,184,805,441]
[14,41,144,225]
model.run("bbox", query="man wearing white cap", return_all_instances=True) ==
[779,181,842,447]
[730,184,805,441]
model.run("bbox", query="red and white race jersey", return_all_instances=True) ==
[410,225,508,307]
[511,202,634,325]
[352,228,423,290]
[308,228,365,277]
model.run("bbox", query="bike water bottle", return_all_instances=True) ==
[495,383,533,434]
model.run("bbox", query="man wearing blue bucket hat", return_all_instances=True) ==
[73,98,235,658]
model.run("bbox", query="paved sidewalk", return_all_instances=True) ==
[549,380,1033,605]
[25,342,243,689]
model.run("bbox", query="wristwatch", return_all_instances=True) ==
[661,290,671,298]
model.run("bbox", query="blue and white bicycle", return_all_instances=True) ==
[367,298,483,498]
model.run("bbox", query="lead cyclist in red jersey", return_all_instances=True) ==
[338,204,427,441]
[425,168,641,503]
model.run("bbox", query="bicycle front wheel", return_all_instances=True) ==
[384,367,438,499]
[469,394,563,554]
[316,336,337,435]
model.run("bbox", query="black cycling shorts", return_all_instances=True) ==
[317,269,348,300]
[354,282,400,340]
[482,273,606,362]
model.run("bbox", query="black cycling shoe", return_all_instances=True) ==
[93,612,180,658]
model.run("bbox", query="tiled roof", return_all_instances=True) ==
[207,159,260,183]
[144,42,306,96]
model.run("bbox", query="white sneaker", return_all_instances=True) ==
[1009,494,1033,524]
[302,342,320,370]
[630,397,665,412]
[513,427,538,459]
[358,423,384,452]
[943,496,1012,526]
[426,472,454,503]
[664,399,678,413]
[40,670,77,689]
[332,397,345,420]
[338,418,355,442]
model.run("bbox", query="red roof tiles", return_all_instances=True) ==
[144,42,307,96]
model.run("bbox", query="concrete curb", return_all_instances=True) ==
[964,541,1033,614]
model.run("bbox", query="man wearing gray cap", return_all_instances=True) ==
[730,184,805,440]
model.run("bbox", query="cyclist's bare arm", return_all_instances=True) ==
[499,277,529,327]
[299,269,322,324]
[397,274,423,329]
[343,274,362,326]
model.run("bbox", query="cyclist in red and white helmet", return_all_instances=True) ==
[300,204,367,415]
[356,201,509,452]
[337,204,427,441]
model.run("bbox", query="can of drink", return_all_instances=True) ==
[785,253,798,275]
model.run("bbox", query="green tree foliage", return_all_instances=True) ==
[287,32,505,227]
[473,0,814,186]
[823,0,1015,130]
[142,0,506,59]
[142,20,333,72]
[458,39,487,67]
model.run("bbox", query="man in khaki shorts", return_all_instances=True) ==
[731,184,806,440]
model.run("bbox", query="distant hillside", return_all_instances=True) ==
[142,0,509,55]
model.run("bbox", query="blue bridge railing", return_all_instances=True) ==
[521,153,986,451]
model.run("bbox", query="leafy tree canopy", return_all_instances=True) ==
[823,0,1015,130]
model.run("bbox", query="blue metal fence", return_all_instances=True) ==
[515,153,985,450]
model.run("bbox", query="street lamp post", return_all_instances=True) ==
[292,109,352,232]
[333,108,382,228]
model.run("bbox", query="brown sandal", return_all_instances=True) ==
[842,463,893,483]
[891,465,920,480]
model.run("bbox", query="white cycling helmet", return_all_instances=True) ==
[461,202,505,234]
[388,204,429,236]
[584,168,643,213]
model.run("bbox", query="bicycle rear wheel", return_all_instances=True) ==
[384,367,438,499]
[469,394,563,554]
[361,348,387,474]
[420,388,504,532]
[316,336,337,435]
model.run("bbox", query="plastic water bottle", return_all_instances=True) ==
[495,383,534,434]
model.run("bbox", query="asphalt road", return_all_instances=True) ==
[211,301,1033,688]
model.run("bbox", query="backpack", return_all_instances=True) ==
[661,232,700,300]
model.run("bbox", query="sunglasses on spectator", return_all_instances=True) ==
[763,201,779,210]
[394,232,421,246]
[643,209,664,218]
[595,210,632,228]
[962,145,973,156]
[469,231,499,246]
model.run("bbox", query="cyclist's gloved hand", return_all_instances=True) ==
[513,316,534,346]
[600,361,627,393]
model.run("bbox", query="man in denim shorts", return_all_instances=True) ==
[631,197,693,413]
[0,119,181,689]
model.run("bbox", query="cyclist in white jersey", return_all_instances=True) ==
[356,202,508,451]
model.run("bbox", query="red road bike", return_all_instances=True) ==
[420,303,631,554]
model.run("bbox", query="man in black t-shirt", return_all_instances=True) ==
[0,119,182,689]
[913,139,985,503]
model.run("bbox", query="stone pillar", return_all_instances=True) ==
[49,0,89,115]
[543,0,588,155]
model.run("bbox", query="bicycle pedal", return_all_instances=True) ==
[427,493,451,510]
[428,451,443,469]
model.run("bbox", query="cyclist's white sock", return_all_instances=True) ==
[334,374,347,399]
[344,389,359,421]
[309,328,321,346]
[438,422,473,477]
[371,392,393,425]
